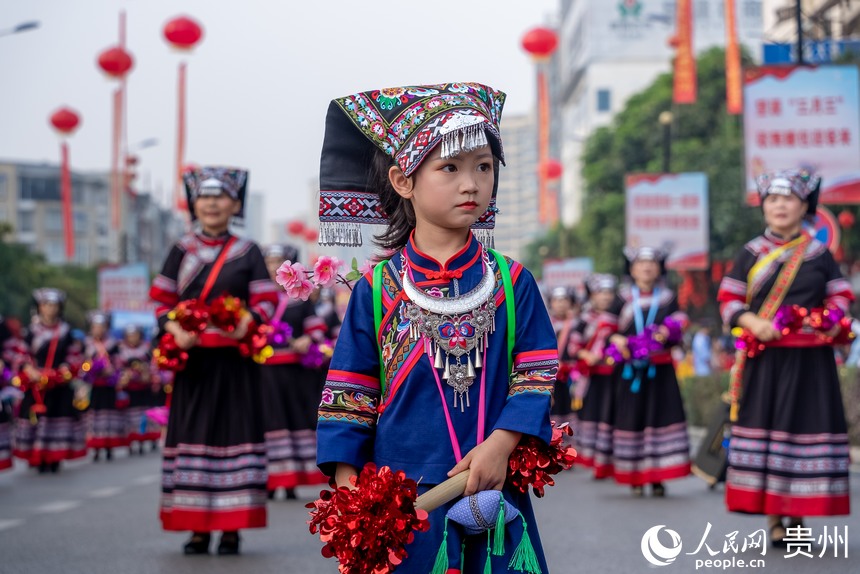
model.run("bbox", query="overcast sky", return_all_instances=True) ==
[0,0,558,234]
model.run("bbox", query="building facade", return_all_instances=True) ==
[557,0,764,225]
[495,113,541,260]
[0,159,183,273]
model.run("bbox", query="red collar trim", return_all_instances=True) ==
[406,232,480,278]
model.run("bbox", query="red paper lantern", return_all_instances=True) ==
[163,16,203,50]
[304,228,319,243]
[838,210,855,229]
[287,220,306,236]
[521,27,558,59]
[543,159,563,181]
[97,46,134,78]
[49,107,81,135]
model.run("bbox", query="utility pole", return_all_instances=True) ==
[796,0,804,64]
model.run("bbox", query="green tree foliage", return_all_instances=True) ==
[0,223,97,328]
[525,47,763,276]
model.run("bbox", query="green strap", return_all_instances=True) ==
[372,251,517,401]
[488,248,516,377]
[373,261,386,396]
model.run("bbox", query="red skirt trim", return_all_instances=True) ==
[87,437,131,449]
[593,463,614,479]
[13,447,87,465]
[128,432,161,442]
[267,469,328,490]
[726,485,850,516]
[0,458,12,471]
[574,454,594,468]
[160,507,267,532]
[613,462,691,486]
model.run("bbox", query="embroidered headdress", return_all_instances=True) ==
[755,168,820,216]
[623,246,669,277]
[32,288,66,306]
[86,310,111,327]
[264,243,299,263]
[318,83,506,246]
[31,288,66,316]
[183,166,249,220]
[585,273,618,296]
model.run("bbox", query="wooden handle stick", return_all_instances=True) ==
[414,469,470,512]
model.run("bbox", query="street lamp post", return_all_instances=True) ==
[0,20,40,38]
[659,111,673,173]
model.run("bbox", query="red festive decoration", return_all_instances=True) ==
[49,108,81,135]
[521,27,558,59]
[208,295,246,333]
[168,299,209,334]
[153,333,189,372]
[96,45,134,79]
[307,464,429,574]
[287,220,306,236]
[838,210,855,229]
[542,159,563,181]
[507,421,577,497]
[163,16,203,50]
[49,107,81,261]
[307,422,575,572]
[303,228,319,243]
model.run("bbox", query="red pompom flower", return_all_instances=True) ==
[169,299,209,334]
[208,295,246,333]
[306,464,429,574]
[507,421,577,497]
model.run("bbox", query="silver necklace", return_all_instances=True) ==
[402,250,497,411]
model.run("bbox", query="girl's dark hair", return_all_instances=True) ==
[369,147,415,251]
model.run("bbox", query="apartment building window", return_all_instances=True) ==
[743,1,761,18]
[45,206,63,232]
[74,211,88,234]
[19,177,61,201]
[596,89,611,113]
[0,174,7,201]
[17,209,34,232]
[45,240,64,264]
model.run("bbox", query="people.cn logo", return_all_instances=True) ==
[641,525,683,566]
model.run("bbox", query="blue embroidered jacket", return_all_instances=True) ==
[317,233,558,484]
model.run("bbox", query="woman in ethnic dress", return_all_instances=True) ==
[149,167,279,555]
[13,289,86,473]
[83,311,126,461]
[607,248,691,497]
[260,244,328,500]
[566,274,620,478]
[718,170,853,546]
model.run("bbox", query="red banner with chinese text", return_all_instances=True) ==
[725,0,743,114]
[673,0,696,104]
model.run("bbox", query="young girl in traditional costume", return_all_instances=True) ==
[83,311,126,461]
[149,167,279,555]
[718,170,853,546]
[314,83,558,573]
[566,274,620,477]
[607,248,691,496]
[261,244,328,500]
[13,289,86,473]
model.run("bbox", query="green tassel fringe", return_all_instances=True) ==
[483,530,493,574]
[430,518,450,574]
[509,517,542,574]
[492,492,506,556]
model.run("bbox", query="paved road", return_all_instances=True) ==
[0,442,858,574]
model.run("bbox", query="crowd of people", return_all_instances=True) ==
[1,81,854,572]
